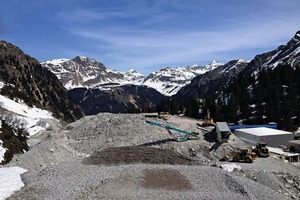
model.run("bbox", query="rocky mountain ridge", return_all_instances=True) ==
[242,31,300,75]
[42,57,224,96]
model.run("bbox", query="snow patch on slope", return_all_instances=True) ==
[0,139,5,163]
[0,167,27,200]
[42,58,70,65]
[0,82,55,136]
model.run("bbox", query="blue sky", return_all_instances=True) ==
[1,0,300,74]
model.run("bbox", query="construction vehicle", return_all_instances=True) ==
[158,112,171,120]
[224,148,257,163]
[146,120,199,142]
[202,109,215,127]
[252,142,269,157]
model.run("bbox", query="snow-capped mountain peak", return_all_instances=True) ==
[205,60,224,70]
[42,56,228,96]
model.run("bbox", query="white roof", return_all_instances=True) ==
[216,122,230,132]
[235,127,292,136]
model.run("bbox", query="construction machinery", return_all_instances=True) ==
[252,142,270,157]
[158,112,171,120]
[146,120,199,142]
[224,148,257,163]
[202,109,215,127]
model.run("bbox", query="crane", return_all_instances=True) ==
[146,120,199,142]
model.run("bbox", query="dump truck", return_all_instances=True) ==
[224,148,257,163]
[252,142,270,157]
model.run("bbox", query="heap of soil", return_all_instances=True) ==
[87,146,199,165]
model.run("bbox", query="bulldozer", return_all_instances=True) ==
[252,142,269,157]
[224,148,257,163]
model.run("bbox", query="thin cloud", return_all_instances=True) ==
[3,0,299,74]
[66,12,300,72]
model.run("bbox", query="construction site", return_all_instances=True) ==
[6,113,300,200]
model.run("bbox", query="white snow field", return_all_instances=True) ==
[0,167,27,200]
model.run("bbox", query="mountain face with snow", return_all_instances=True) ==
[142,61,223,96]
[175,31,300,101]
[0,41,84,123]
[42,57,224,114]
[242,31,300,75]
[42,56,144,90]
[42,57,222,96]
[174,59,250,100]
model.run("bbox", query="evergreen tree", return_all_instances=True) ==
[185,96,199,119]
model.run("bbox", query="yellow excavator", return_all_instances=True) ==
[202,109,215,127]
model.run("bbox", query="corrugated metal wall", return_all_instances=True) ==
[234,129,294,147]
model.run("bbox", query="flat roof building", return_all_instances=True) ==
[234,127,294,147]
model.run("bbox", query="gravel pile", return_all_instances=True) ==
[6,113,300,199]
[8,161,288,200]
[88,146,199,165]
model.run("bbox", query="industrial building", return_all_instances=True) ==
[234,127,294,147]
[215,122,231,143]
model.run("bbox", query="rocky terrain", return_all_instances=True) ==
[4,113,300,199]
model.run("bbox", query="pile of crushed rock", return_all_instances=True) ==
[86,146,199,165]
[7,161,288,200]
[6,113,300,199]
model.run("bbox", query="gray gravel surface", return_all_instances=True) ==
[8,160,288,200]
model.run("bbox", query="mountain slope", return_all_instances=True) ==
[68,85,164,114]
[175,31,300,102]
[0,41,84,123]
[0,40,85,165]
[242,31,300,75]
[174,59,249,100]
